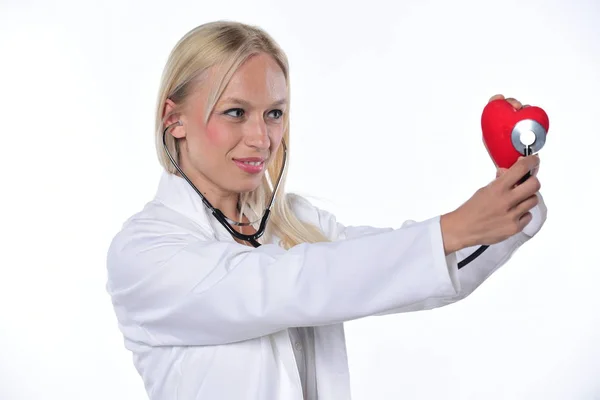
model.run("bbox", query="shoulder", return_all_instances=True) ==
[106,201,209,281]
[286,193,398,241]
[285,193,346,241]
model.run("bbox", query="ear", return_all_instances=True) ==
[163,98,186,139]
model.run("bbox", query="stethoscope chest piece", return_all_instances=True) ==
[511,118,547,155]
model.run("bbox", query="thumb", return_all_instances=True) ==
[497,155,527,177]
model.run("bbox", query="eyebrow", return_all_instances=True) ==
[220,97,287,107]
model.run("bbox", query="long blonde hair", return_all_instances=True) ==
[154,20,330,249]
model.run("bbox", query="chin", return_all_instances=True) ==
[234,177,264,194]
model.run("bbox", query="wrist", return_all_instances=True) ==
[440,210,469,255]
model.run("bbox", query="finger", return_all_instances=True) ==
[517,211,533,231]
[514,156,539,179]
[496,168,508,178]
[510,175,541,206]
[500,155,540,189]
[488,94,505,102]
[505,97,523,109]
[510,193,540,218]
[518,156,539,178]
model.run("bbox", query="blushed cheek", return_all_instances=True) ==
[204,125,222,144]
[204,121,233,147]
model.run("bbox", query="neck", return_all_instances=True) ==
[203,186,241,221]
[176,165,241,222]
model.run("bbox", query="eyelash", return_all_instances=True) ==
[223,108,283,120]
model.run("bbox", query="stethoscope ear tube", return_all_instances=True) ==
[162,121,287,248]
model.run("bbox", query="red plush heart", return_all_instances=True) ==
[481,99,549,168]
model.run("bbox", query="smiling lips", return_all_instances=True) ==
[233,157,266,174]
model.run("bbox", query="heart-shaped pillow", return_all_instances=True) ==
[481,99,549,168]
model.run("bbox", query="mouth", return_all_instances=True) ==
[233,157,266,174]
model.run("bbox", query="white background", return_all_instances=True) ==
[1,0,599,399]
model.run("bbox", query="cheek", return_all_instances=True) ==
[203,120,237,150]
[270,128,284,153]
[269,125,284,144]
[186,120,236,169]
[204,124,227,146]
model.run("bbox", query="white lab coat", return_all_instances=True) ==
[105,171,547,400]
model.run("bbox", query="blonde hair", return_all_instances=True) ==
[154,20,330,249]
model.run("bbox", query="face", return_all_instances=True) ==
[166,52,287,200]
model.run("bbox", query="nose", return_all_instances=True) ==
[244,117,270,150]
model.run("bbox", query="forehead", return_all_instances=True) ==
[220,53,287,102]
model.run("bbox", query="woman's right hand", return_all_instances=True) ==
[440,155,542,254]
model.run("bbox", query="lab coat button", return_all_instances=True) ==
[295,342,302,351]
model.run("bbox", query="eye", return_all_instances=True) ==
[268,109,283,119]
[224,108,245,118]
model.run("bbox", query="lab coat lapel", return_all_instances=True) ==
[269,330,304,400]
[314,324,352,399]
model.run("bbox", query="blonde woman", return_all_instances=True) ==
[106,20,546,400]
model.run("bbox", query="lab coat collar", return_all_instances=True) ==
[153,170,232,241]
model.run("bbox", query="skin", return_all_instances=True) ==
[163,52,287,243]
[164,59,541,251]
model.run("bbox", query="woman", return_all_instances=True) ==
[106,20,546,400]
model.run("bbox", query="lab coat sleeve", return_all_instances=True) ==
[364,192,547,314]
[106,202,463,347]
[288,192,547,315]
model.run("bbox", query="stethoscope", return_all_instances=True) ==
[162,120,287,248]
[163,118,546,268]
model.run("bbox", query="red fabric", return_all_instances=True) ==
[481,99,549,168]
